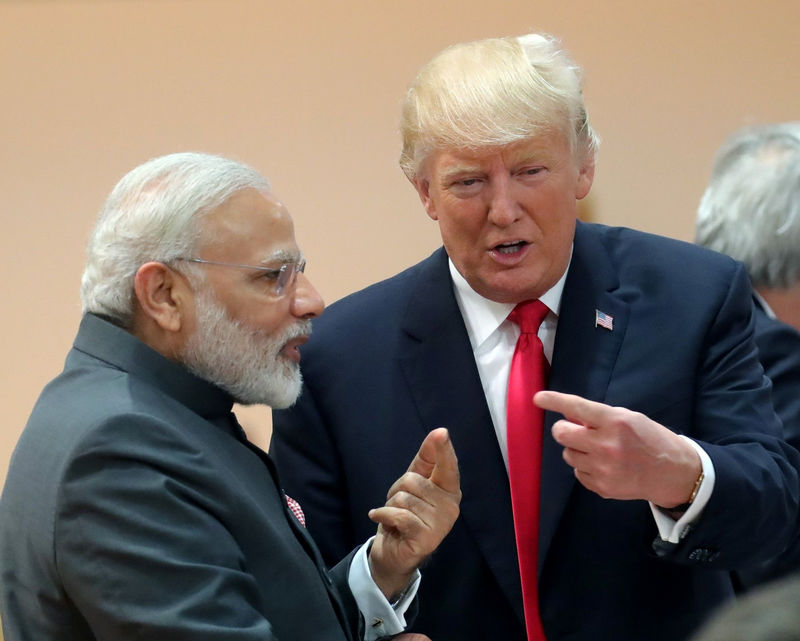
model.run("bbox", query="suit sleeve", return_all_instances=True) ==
[655,264,800,569]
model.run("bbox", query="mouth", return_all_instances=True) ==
[490,240,531,264]
[493,240,529,255]
[281,334,311,363]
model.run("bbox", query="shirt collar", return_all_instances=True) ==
[449,247,571,350]
[753,290,778,319]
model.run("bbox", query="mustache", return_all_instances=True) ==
[279,319,313,344]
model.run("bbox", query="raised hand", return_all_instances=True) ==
[368,427,461,600]
[534,390,701,508]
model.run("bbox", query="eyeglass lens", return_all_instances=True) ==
[276,259,306,296]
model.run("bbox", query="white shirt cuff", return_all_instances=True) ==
[650,436,716,543]
[347,536,421,641]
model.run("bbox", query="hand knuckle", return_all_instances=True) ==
[390,491,412,509]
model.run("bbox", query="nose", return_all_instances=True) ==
[487,176,520,227]
[290,272,325,320]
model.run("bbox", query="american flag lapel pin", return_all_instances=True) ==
[595,309,614,331]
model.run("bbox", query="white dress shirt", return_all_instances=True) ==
[447,257,714,544]
[349,537,420,640]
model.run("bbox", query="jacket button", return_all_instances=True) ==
[689,548,719,563]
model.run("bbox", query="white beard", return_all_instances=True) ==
[181,290,309,408]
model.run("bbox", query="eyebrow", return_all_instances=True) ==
[262,248,303,265]
[440,164,483,182]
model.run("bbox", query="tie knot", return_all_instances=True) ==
[508,299,549,334]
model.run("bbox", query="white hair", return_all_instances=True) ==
[399,32,599,179]
[80,152,271,327]
[696,123,800,289]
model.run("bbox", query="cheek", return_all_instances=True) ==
[544,214,577,253]
[439,203,484,237]
[220,294,285,335]
[246,309,286,335]
[530,201,576,245]
[440,220,484,263]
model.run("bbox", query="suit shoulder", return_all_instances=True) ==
[314,250,444,327]
[18,357,213,469]
[587,223,735,263]
[581,222,743,285]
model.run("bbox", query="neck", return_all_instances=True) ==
[757,283,800,333]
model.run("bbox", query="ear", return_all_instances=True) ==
[412,176,439,221]
[575,156,595,201]
[133,262,191,333]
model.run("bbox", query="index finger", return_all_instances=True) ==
[534,390,614,428]
[407,427,460,493]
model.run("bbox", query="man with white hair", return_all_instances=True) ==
[0,152,461,641]
[696,122,800,588]
[271,34,800,641]
[697,123,800,333]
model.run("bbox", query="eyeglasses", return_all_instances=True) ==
[174,257,306,297]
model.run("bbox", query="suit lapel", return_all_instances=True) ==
[538,223,629,573]
[398,249,525,625]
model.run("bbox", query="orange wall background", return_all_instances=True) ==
[1,0,798,482]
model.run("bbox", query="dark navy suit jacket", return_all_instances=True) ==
[734,298,800,589]
[272,222,800,641]
[0,314,361,641]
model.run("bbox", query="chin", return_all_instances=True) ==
[263,372,304,410]
[486,272,554,304]
[477,282,533,305]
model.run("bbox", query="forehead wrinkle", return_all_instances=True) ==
[505,147,541,164]
[502,137,555,163]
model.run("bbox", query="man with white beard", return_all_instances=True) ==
[0,152,461,641]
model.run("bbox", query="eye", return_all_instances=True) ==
[447,176,484,196]
[257,268,282,281]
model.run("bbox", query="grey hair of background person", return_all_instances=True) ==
[695,122,800,290]
[80,152,271,329]
[689,573,800,641]
[398,32,600,181]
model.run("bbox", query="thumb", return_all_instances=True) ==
[407,428,460,492]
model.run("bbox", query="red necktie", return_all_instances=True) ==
[506,300,550,641]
